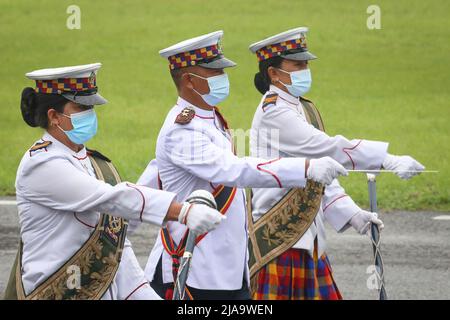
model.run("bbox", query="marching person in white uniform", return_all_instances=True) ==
[248,27,425,299]
[5,63,224,300]
[142,30,355,300]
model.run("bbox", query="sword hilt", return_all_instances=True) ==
[173,191,217,300]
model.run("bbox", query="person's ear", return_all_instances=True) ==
[267,66,280,84]
[47,108,62,127]
[181,73,194,90]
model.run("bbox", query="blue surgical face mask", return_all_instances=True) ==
[189,73,230,106]
[58,109,98,145]
[277,68,312,97]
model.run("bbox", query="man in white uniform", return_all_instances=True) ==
[143,30,354,300]
[5,63,224,300]
[248,27,425,299]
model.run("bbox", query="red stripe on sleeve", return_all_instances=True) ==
[257,158,283,188]
[342,140,363,170]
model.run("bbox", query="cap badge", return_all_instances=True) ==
[88,72,96,87]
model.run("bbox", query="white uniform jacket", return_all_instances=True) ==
[144,97,310,291]
[250,85,389,257]
[15,132,176,299]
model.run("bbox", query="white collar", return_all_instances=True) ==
[177,96,215,119]
[42,131,88,159]
[269,84,300,106]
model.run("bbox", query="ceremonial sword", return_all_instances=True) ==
[173,190,217,300]
[348,170,438,173]
[347,169,439,173]
[367,173,388,300]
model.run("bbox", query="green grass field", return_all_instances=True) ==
[0,0,449,211]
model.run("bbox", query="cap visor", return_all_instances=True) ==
[63,92,108,106]
[282,51,317,61]
[198,57,237,69]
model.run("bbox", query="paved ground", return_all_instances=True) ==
[1,197,449,299]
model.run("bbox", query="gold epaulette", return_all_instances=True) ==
[29,141,52,153]
[262,92,278,112]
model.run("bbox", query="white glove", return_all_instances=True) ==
[178,202,225,235]
[350,210,384,235]
[307,156,348,185]
[382,154,425,179]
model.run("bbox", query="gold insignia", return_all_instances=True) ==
[217,39,223,54]
[175,107,195,124]
[300,34,307,48]
[89,72,96,86]
[29,141,52,152]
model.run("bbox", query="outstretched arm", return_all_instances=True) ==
[259,105,424,178]
[164,126,347,188]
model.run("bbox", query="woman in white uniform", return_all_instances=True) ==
[247,28,425,299]
[4,63,223,300]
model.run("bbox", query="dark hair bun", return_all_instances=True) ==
[254,72,270,95]
[20,87,38,127]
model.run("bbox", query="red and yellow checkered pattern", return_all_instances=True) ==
[35,76,96,94]
[252,248,342,300]
[168,44,221,70]
[256,37,307,61]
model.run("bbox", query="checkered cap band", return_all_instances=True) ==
[168,44,221,70]
[35,75,97,94]
[255,37,307,61]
